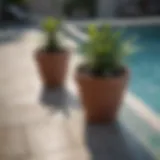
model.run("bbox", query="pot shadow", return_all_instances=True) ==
[40,86,80,117]
[85,121,155,160]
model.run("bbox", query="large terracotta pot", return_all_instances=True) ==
[75,67,129,123]
[36,50,69,88]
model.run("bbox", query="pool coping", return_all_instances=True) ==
[65,16,160,27]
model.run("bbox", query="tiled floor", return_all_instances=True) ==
[0,27,159,160]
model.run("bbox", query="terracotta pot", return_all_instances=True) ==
[36,50,69,88]
[75,67,129,124]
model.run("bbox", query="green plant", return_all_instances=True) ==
[82,24,136,76]
[42,17,61,53]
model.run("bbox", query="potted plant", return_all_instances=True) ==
[75,24,135,123]
[36,17,69,88]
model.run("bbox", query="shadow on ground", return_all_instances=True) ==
[40,87,80,116]
[40,87,155,159]
[85,122,155,160]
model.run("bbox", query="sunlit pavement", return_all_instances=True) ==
[0,27,159,160]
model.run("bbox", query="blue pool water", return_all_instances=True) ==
[125,26,160,113]
[77,25,160,114]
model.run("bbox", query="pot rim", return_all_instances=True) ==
[75,65,129,82]
[36,48,68,55]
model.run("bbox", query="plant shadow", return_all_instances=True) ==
[40,86,80,117]
[85,121,155,160]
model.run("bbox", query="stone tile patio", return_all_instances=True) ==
[0,26,159,160]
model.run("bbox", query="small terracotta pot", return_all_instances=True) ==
[36,50,69,88]
[75,67,129,124]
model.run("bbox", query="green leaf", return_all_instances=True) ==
[82,23,137,73]
[42,17,60,33]
[42,17,61,52]
[88,24,98,39]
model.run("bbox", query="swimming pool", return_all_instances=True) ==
[125,26,160,114]
[68,25,160,114]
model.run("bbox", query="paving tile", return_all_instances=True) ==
[0,86,41,107]
[0,155,31,160]
[32,148,90,160]
[25,113,77,156]
[46,149,90,160]
[0,127,28,156]
[0,104,49,126]
[67,109,85,147]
